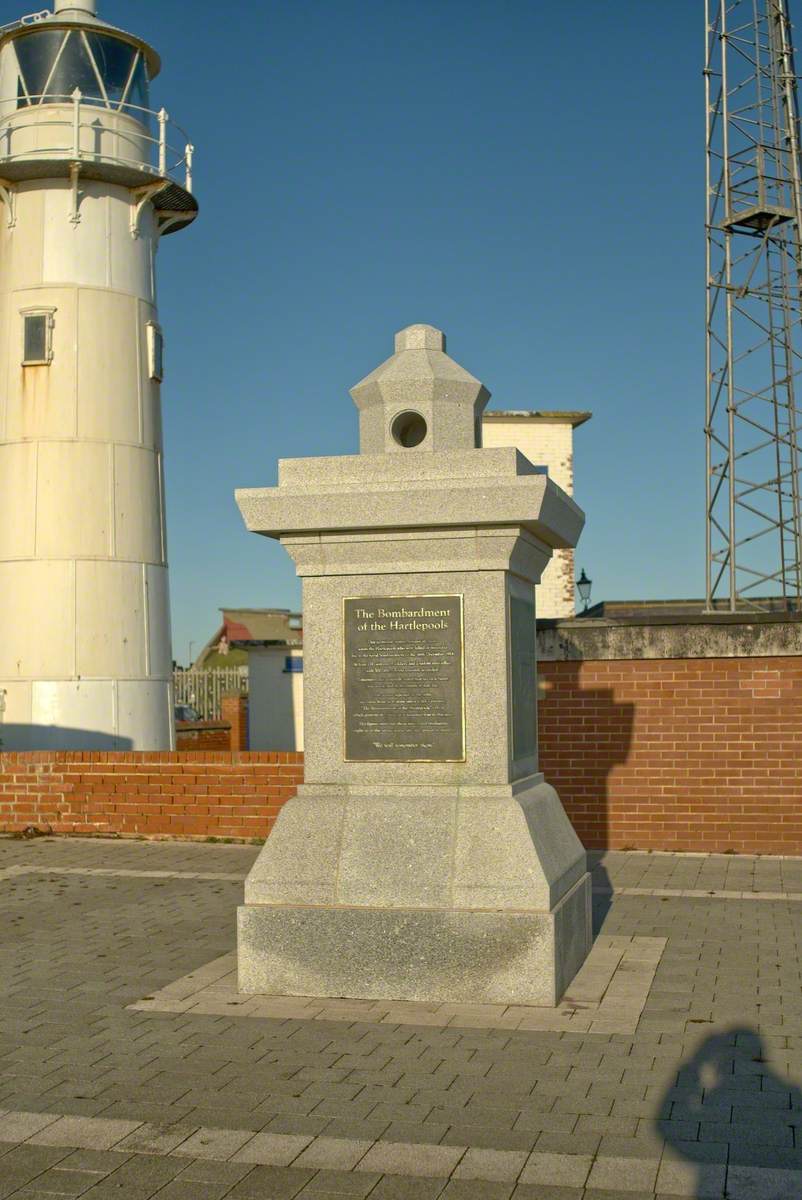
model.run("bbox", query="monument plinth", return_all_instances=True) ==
[235,325,592,1005]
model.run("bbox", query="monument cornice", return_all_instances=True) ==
[236,454,584,550]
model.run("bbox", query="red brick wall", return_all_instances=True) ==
[538,655,802,854]
[0,752,303,840]
[1,655,800,852]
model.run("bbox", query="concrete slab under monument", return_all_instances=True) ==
[235,325,591,1005]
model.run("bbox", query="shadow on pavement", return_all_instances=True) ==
[657,1026,802,1199]
[589,856,613,935]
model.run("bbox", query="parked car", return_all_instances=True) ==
[174,704,201,723]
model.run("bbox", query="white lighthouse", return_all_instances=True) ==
[0,1,196,749]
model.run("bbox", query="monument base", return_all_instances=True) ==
[237,776,592,1007]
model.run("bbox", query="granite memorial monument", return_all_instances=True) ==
[236,325,591,1005]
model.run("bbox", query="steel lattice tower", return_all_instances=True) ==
[705,0,802,610]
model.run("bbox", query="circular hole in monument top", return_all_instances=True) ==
[391,410,428,448]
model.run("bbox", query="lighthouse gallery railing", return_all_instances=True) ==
[0,91,194,192]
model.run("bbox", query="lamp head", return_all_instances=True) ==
[577,568,592,610]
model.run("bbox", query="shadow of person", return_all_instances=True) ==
[657,1026,802,1199]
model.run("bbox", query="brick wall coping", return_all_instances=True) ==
[540,610,802,629]
[538,614,802,662]
[176,720,230,732]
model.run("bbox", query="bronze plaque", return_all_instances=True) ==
[343,595,465,762]
[510,587,537,762]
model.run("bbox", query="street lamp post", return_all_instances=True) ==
[577,568,593,613]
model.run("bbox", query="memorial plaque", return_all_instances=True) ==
[344,595,465,761]
[509,586,537,762]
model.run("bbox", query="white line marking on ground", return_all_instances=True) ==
[593,885,802,901]
[0,865,244,882]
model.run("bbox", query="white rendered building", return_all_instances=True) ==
[481,411,590,618]
[0,0,197,748]
[248,646,305,753]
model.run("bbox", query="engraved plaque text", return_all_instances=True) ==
[344,595,465,762]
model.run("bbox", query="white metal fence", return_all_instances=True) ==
[173,668,248,721]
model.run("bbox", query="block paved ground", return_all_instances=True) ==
[0,836,800,1199]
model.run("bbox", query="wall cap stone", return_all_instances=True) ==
[537,613,802,661]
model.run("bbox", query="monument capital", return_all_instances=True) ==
[350,324,490,454]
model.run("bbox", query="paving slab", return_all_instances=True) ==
[295,1168,380,1195]
[439,1182,516,1199]
[225,1164,316,1198]
[451,1148,528,1182]
[518,1151,592,1188]
[655,1156,727,1197]
[53,1149,133,1174]
[170,1126,257,1160]
[367,1178,447,1199]
[725,1163,802,1198]
[585,1154,659,1191]
[146,1182,235,1200]
[27,1167,116,1195]
[232,1130,314,1165]
[112,1124,201,1155]
[292,1136,373,1170]
[356,1140,467,1177]
[172,1159,255,1185]
[65,1153,187,1198]
[0,1112,61,1142]
[27,1116,142,1151]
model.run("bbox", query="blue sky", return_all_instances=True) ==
[99,0,701,664]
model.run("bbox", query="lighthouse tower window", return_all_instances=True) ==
[21,310,54,365]
[147,322,164,381]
